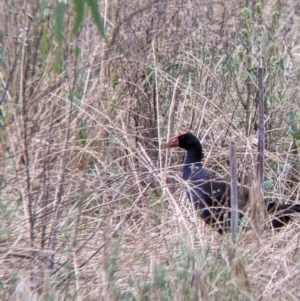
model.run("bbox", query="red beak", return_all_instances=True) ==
[166,131,188,148]
[166,136,179,148]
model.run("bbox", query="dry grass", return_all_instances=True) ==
[1,0,300,300]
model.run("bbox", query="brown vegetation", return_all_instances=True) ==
[1,0,300,300]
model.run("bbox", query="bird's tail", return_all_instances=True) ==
[267,203,300,228]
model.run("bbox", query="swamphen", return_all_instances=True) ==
[166,131,300,234]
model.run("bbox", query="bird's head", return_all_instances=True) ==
[166,131,203,152]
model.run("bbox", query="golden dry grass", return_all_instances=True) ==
[1,0,300,300]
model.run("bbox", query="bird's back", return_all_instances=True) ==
[185,165,247,233]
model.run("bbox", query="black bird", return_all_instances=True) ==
[166,131,300,234]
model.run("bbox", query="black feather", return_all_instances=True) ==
[167,132,300,234]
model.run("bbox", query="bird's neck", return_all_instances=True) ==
[183,149,203,180]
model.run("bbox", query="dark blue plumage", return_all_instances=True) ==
[167,131,300,234]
